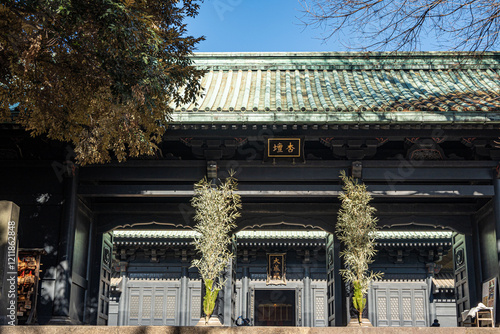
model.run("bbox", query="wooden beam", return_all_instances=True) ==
[76,160,498,183]
[80,184,494,197]
[363,167,493,181]
[92,202,477,216]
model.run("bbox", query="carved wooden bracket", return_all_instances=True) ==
[462,138,500,160]
[406,138,445,160]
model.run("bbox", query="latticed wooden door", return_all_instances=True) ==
[371,282,428,327]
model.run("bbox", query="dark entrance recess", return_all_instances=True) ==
[255,290,295,326]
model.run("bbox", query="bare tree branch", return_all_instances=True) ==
[300,0,500,51]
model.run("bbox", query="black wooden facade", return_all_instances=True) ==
[107,230,455,327]
[1,52,500,326]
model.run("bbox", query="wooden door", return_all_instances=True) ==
[453,233,470,326]
[96,232,112,325]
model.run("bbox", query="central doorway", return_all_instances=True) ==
[254,290,296,326]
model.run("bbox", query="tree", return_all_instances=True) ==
[301,0,500,51]
[0,0,204,165]
[337,170,382,325]
[190,173,241,324]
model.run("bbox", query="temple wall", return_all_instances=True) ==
[435,300,458,327]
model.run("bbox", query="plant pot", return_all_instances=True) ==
[347,318,373,327]
[195,315,223,326]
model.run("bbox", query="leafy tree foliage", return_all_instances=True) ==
[0,0,204,164]
[337,170,382,324]
[301,0,500,51]
[191,173,241,323]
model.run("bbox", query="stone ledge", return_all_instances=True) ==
[0,327,499,334]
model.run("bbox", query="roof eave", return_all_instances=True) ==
[170,111,500,125]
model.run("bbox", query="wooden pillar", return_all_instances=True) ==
[494,178,500,269]
[117,263,128,326]
[334,234,345,326]
[472,217,483,298]
[303,267,311,327]
[241,267,249,318]
[427,277,437,324]
[50,170,78,324]
[221,260,234,326]
[0,201,20,325]
[221,237,237,326]
[180,266,189,326]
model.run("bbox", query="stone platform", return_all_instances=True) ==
[1,327,500,334]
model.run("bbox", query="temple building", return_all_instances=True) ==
[1,52,500,327]
[108,230,456,327]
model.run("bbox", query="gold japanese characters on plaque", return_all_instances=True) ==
[267,253,286,285]
[267,138,302,158]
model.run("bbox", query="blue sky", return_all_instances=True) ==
[186,0,436,52]
[186,0,342,52]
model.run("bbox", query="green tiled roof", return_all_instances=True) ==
[171,52,500,125]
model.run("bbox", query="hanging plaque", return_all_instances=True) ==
[267,253,286,285]
[267,138,302,158]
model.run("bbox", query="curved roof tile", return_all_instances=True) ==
[170,52,500,124]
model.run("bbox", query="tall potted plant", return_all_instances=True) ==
[337,170,382,326]
[191,173,241,325]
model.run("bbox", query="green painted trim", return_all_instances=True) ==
[192,52,500,71]
[171,111,500,124]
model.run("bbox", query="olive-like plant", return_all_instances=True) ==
[191,173,241,324]
[337,170,382,325]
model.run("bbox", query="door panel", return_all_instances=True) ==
[188,282,202,325]
[453,233,469,326]
[127,284,180,325]
[372,282,429,327]
[313,288,327,327]
[97,232,112,325]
